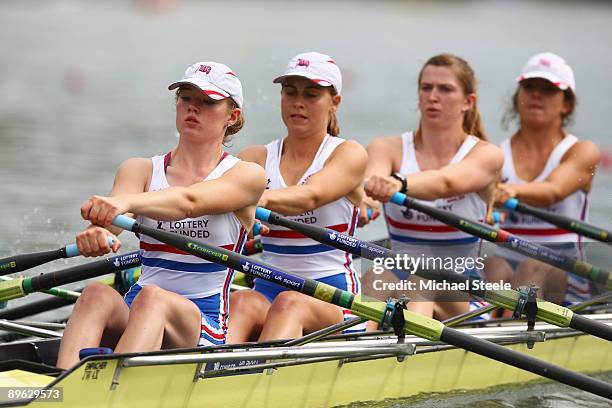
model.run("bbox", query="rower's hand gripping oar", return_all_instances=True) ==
[254,207,612,342]
[0,237,116,276]
[503,198,612,244]
[112,214,612,399]
[389,192,612,290]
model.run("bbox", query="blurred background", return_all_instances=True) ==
[1,0,611,269]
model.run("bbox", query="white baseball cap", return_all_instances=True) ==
[168,61,243,108]
[273,52,342,94]
[518,52,576,92]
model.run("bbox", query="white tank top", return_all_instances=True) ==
[382,132,486,259]
[499,135,588,244]
[136,152,247,299]
[260,135,360,291]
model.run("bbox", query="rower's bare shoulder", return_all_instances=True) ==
[227,160,267,189]
[471,141,504,168]
[117,157,152,172]
[335,139,367,160]
[115,157,152,181]
[367,135,402,154]
[238,145,267,167]
[564,139,601,166]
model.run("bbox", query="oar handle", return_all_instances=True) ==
[504,198,611,244]
[64,237,115,258]
[113,215,137,231]
[252,223,262,236]
[503,197,520,210]
[492,211,502,224]
[255,207,272,222]
[390,191,407,206]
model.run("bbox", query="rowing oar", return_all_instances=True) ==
[0,237,115,276]
[388,192,612,289]
[112,214,612,399]
[254,207,612,341]
[503,198,612,244]
[0,251,141,302]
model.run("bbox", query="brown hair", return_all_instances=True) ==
[224,98,244,140]
[501,86,577,130]
[415,53,488,142]
[327,87,340,136]
[175,87,244,143]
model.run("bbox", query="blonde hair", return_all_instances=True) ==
[327,87,340,136]
[415,53,488,142]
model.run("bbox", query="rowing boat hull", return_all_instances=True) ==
[2,328,611,408]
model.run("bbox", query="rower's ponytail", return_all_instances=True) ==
[327,88,340,136]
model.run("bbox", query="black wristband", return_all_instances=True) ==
[390,172,408,194]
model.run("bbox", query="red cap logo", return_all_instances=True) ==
[198,65,212,74]
[297,59,310,67]
[538,58,551,68]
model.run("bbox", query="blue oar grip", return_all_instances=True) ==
[255,207,272,222]
[492,211,502,224]
[65,237,115,258]
[504,198,519,210]
[113,215,136,231]
[366,208,373,220]
[252,222,262,236]
[390,192,407,206]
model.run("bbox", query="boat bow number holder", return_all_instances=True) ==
[513,285,539,349]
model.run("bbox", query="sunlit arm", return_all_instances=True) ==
[365,136,402,178]
[509,140,600,207]
[260,141,367,215]
[405,143,504,201]
[123,161,266,222]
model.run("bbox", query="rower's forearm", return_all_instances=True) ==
[126,187,199,221]
[512,182,565,207]
[261,187,320,216]
[405,171,454,201]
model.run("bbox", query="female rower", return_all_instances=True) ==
[361,53,503,321]
[56,61,266,369]
[227,52,367,342]
[485,52,600,305]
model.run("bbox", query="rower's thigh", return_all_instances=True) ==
[483,256,514,284]
[271,291,344,333]
[130,285,202,349]
[514,259,566,303]
[76,282,130,340]
[227,290,271,343]
[361,268,403,300]
[433,301,469,321]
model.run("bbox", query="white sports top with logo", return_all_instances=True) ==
[136,153,247,299]
[499,135,588,244]
[382,132,486,260]
[260,135,360,291]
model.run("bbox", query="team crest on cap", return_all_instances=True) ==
[297,59,310,67]
[539,58,551,67]
[198,65,212,74]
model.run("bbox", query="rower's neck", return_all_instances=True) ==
[282,132,327,162]
[172,139,224,175]
[417,125,467,158]
[512,126,566,153]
